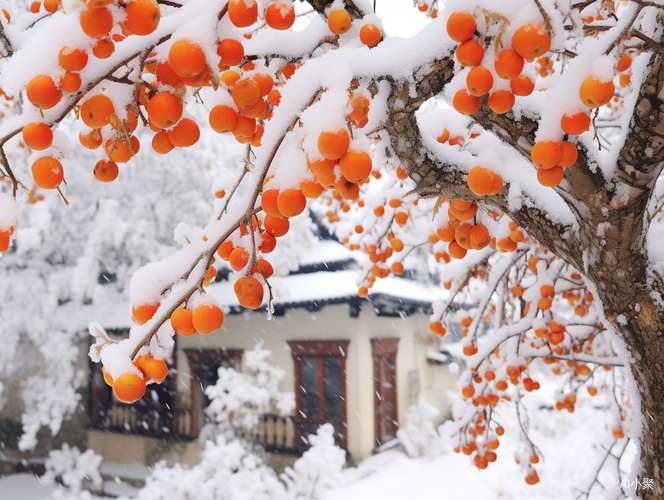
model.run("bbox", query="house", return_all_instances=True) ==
[87,230,459,469]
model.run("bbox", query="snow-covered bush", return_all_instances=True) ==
[397,396,445,458]
[134,436,287,500]
[203,342,295,439]
[281,424,348,499]
[41,444,103,500]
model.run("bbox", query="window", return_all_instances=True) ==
[289,340,349,450]
[184,348,243,435]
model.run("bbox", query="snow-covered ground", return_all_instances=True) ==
[0,397,636,500]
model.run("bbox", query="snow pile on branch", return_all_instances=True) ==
[41,444,103,500]
[282,423,348,499]
[397,396,445,458]
[204,342,295,439]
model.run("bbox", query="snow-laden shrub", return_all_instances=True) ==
[396,396,445,458]
[135,436,287,500]
[282,423,348,499]
[41,444,103,500]
[203,342,294,439]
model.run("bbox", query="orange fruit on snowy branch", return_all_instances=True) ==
[26,76,61,110]
[558,141,578,167]
[180,66,211,87]
[170,308,197,336]
[81,94,115,128]
[252,258,274,278]
[132,302,160,324]
[335,176,360,201]
[137,355,168,383]
[156,62,183,88]
[60,72,81,93]
[487,90,515,114]
[318,129,350,159]
[105,137,139,163]
[446,11,475,42]
[537,166,564,187]
[453,89,480,115]
[32,157,64,189]
[113,373,146,403]
[233,115,256,137]
[455,39,484,67]
[80,7,114,39]
[228,0,258,27]
[264,215,289,237]
[467,166,503,196]
[94,159,119,182]
[0,230,12,253]
[234,276,264,309]
[253,73,274,97]
[241,98,266,119]
[80,130,102,149]
[531,141,562,169]
[429,321,446,336]
[147,92,183,129]
[261,189,283,217]
[229,247,250,271]
[494,49,524,80]
[232,78,260,110]
[209,105,238,133]
[44,0,58,13]
[339,150,372,183]
[59,47,88,72]
[511,22,551,59]
[22,122,53,151]
[510,74,534,96]
[123,0,160,36]
[169,40,206,77]
[616,52,632,72]
[277,188,306,217]
[359,24,382,47]
[152,130,174,154]
[328,9,351,34]
[448,240,467,259]
[168,118,200,147]
[259,232,277,252]
[470,224,490,250]
[455,223,472,250]
[92,38,114,59]
[300,179,325,198]
[579,76,615,108]
[217,39,245,67]
[466,65,493,96]
[265,2,295,30]
[192,303,224,334]
[561,112,591,135]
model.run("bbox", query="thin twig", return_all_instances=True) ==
[0,18,13,57]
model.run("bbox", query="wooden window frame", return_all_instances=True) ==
[183,348,243,435]
[289,340,349,450]
[371,338,399,447]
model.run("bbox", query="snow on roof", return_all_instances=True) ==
[209,237,447,311]
[298,239,355,266]
[211,270,446,310]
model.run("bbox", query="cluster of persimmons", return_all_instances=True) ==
[446,9,632,188]
[2,1,631,480]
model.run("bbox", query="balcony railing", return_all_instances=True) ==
[90,401,195,440]
[250,414,302,455]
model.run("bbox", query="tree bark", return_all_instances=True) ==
[382,44,664,500]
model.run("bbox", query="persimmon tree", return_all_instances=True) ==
[1,0,663,497]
